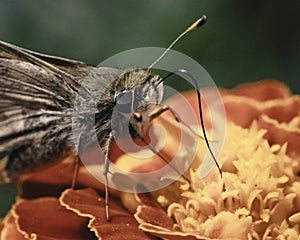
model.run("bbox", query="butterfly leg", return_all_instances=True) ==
[133,105,190,183]
[149,104,208,140]
[103,130,115,222]
[71,156,80,189]
[149,104,221,175]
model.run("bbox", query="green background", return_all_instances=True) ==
[0,0,299,217]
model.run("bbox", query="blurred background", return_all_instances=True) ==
[0,0,299,217]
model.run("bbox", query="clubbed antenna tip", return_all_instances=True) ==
[148,15,208,70]
[188,15,207,32]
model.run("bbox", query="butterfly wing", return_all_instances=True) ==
[0,40,93,79]
[0,40,96,182]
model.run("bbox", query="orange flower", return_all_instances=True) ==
[1,80,299,239]
[119,80,300,239]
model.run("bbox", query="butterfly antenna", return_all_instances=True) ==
[147,15,207,70]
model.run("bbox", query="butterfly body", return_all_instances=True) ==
[0,40,162,182]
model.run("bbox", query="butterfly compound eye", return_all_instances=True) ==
[115,90,134,113]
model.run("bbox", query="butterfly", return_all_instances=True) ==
[0,15,221,220]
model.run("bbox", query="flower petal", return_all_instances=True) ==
[258,114,300,160]
[59,188,152,240]
[134,191,210,240]
[10,197,94,239]
[224,80,291,101]
[0,212,25,240]
[19,156,102,198]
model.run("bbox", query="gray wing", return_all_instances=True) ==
[0,40,93,80]
[0,40,126,183]
[0,40,94,182]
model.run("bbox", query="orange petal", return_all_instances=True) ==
[11,197,94,239]
[19,156,121,199]
[134,192,209,240]
[59,188,152,240]
[0,212,25,240]
[226,79,291,101]
[223,95,300,128]
[258,114,300,160]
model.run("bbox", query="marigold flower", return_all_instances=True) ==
[1,80,299,240]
